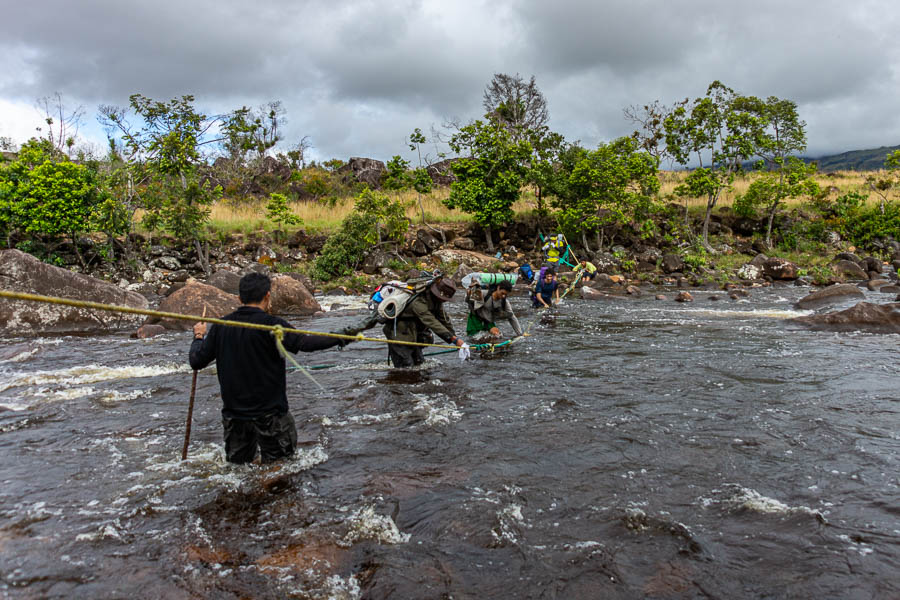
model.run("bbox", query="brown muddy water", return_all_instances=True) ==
[0,286,898,599]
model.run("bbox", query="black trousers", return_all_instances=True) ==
[222,411,297,464]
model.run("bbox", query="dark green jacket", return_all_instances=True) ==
[384,292,456,343]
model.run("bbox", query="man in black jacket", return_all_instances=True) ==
[189,272,343,464]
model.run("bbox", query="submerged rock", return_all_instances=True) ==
[0,249,148,335]
[791,302,900,334]
[795,284,864,310]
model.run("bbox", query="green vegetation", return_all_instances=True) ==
[1,78,898,286]
[313,189,408,280]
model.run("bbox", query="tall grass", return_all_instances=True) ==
[203,170,888,235]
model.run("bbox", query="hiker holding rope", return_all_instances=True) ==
[532,269,560,308]
[466,280,523,340]
[188,272,348,464]
[574,259,597,282]
[339,275,466,367]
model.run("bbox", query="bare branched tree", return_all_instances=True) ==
[623,99,683,168]
[482,73,549,140]
[35,92,85,157]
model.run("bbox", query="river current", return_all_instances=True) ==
[0,285,897,599]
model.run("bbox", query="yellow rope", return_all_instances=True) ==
[0,289,458,350]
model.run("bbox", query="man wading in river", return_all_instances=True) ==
[189,272,346,464]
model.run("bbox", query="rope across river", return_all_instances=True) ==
[0,268,583,363]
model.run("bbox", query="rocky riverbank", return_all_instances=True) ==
[2,211,900,336]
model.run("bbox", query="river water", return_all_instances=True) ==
[0,285,898,599]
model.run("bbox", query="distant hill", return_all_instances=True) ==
[806,145,900,172]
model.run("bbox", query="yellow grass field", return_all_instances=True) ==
[207,170,887,235]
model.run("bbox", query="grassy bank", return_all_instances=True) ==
[203,170,888,236]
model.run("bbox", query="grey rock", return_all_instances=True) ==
[832,260,868,280]
[795,284,865,310]
[0,249,148,335]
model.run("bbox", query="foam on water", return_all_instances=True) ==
[1,363,192,391]
[700,484,824,519]
[340,505,410,546]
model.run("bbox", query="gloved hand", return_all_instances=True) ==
[458,343,471,362]
[332,326,362,348]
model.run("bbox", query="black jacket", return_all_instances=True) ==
[189,306,340,419]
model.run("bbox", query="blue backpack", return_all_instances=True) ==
[518,263,534,283]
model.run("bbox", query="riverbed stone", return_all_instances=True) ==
[268,275,321,315]
[0,249,149,335]
[133,324,167,339]
[661,254,684,274]
[207,269,242,295]
[791,302,900,334]
[832,259,868,280]
[763,257,800,280]
[581,286,615,300]
[866,279,891,291]
[148,280,240,331]
[433,249,497,270]
[737,263,763,280]
[795,284,864,310]
[675,291,693,302]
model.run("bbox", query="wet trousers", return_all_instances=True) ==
[222,411,297,464]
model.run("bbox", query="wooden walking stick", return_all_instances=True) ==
[182,307,206,460]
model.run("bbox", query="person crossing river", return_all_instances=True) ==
[339,273,467,368]
[466,279,523,340]
[188,272,349,464]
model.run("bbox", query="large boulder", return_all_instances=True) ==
[791,302,900,334]
[0,249,149,335]
[338,157,386,189]
[149,280,240,331]
[433,249,498,270]
[207,269,241,295]
[269,275,321,316]
[795,284,865,310]
[763,257,800,280]
[832,259,868,280]
[661,253,684,274]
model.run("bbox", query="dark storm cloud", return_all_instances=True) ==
[1,0,899,160]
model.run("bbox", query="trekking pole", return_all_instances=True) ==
[182,307,205,460]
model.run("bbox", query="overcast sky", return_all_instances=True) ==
[2,0,899,163]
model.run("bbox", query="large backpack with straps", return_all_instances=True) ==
[368,277,432,323]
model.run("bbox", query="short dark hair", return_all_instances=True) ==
[239,272,272,304]
[497,280,513,292]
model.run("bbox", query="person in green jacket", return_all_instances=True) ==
[340,275,465,368]
[466,280,523,340]
[383,277,464,367]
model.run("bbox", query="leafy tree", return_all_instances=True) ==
[314,189,408,279]
[482,73,549,141]
[526,129,567,217]
[0,138,100,265]
[444,114,532,250]
[665,81,766,251]
[103,94,223,272]
[734,158,819,246]
[383,155,414,191]
[740,96,815,247]
[266,192,301,243]
[549,137,660,252]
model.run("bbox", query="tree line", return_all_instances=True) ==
[1,76,899,280]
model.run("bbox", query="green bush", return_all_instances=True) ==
[313,189,408,280]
